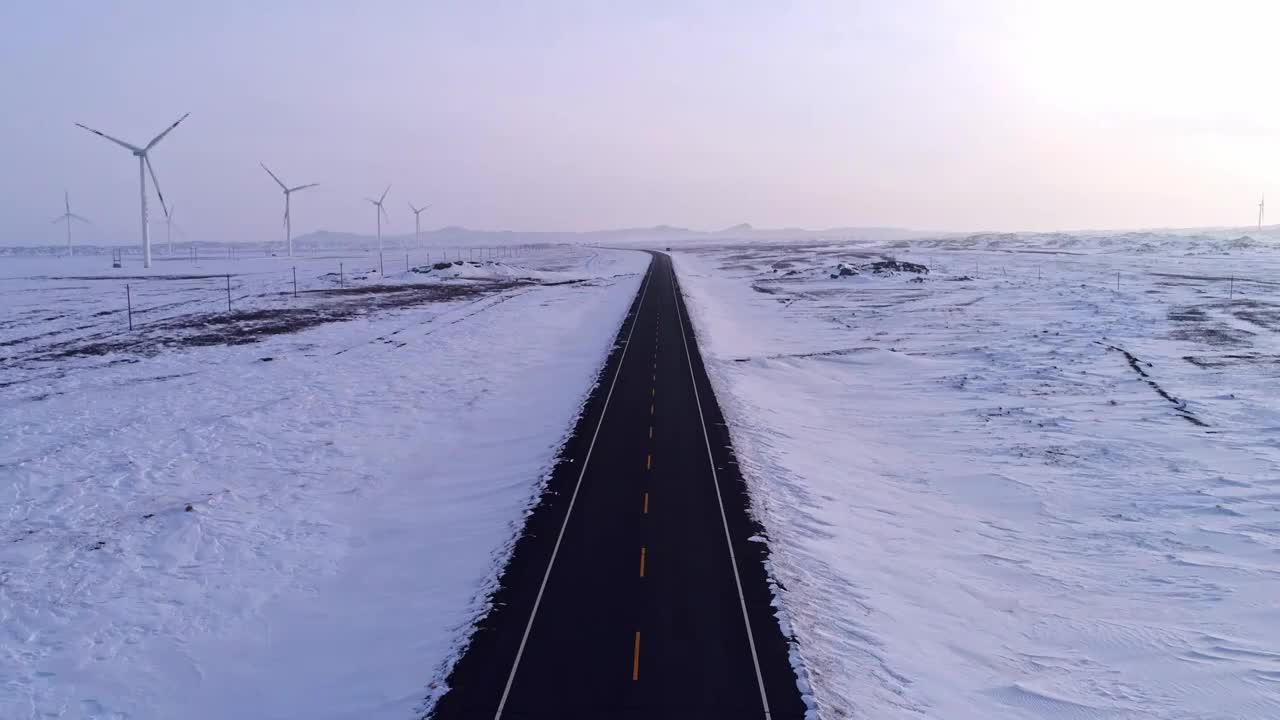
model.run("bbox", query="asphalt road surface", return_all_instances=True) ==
[431,252,806,719]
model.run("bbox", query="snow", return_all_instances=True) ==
[673,235,1280,720]
[0,246,647,719]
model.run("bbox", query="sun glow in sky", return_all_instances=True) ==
[0,1,1276,245]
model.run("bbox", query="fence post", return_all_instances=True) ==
[1230,275,1235,300]
[406,254,409,272]
[126,283,133,330]
[293,266,298,298]
[340,262,345,288]
[226,274,232,312]
[1116,271,1120,292]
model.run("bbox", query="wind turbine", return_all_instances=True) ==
[408,202,429,248]
[261,163,318,257]
[366,185,391,256]
[51,190,90,258]
[1260,194,1266,231]
[75,113,189,269]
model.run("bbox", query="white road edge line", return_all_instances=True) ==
[493,258,656,719]
[669,254,773,719]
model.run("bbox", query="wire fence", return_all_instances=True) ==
[0,245,551,360]
[107,246,546,329]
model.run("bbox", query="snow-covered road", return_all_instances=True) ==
[0,246,647,719]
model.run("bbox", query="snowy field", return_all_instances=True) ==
[0,245,647,718]
[673,233,1280,720]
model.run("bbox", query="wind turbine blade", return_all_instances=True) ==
[64,190,70,215]
[289,183,319,192]
[145,156,170,219]
[380,205,390,222]
[70,213,91,224]
[365,198,378,206]
[408,202,420,214]
[379,185,391,204]
[51,214,66,224]
[145,112,190,151]
[261,163,287,190]
[75,123,142,153]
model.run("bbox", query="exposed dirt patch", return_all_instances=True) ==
[1230,299,1280,332]
[1167,304,1257,347]
[29,280,528,362]
[1183,353,1280,369]
[830,259,930,278]
[1168,307,1208,322]
[1170,322,1255,347]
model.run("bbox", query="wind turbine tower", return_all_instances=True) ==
[75,113,189,269]
[409,202,429,248]
[1260,194,1266,231]
[261,163,318,257]
[166,203,176,256]
[366,185,391,255]
[52,190,89,258]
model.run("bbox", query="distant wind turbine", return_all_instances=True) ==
[1260,194,1266,231]
[261,163,318,257]
[366,185,391,256]
[51,190,90,258]
[75,113,189,269]
[408,202,429,248]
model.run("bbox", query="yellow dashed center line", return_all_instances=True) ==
[636,315,655,686]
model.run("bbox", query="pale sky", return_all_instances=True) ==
[1,0,1276,246]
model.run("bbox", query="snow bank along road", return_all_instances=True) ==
[432,253,806,718]
[0,247,649,719]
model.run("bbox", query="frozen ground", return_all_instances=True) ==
[0,245,647,719]
[673,234,1280,720]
